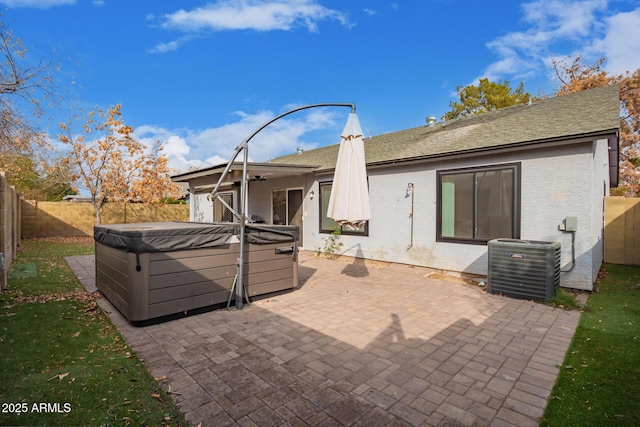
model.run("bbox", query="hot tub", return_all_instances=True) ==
[94,222,298,323]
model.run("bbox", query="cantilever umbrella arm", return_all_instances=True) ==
[210,103,356,310]
[209,103,356,199]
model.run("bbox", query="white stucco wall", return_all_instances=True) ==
[192,192,213,222]
[302,140,605,290]
[518,143,598,290]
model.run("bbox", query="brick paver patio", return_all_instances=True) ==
[66,252,580,426]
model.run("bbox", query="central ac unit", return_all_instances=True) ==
[487,239,561,301]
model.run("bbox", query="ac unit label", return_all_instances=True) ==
[508,253,526,259]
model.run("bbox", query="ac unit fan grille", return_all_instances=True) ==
[488,239,561,301]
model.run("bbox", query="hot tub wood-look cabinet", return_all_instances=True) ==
[94,222,298,323]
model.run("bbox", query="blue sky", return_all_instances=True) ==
[3,0,640,174]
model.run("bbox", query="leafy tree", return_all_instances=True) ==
[58,104,182,224]
[442,78,531,121]
[34,158,77,201]
[2,150,76,200]
[129,138,183,203]
[552,55,640,195]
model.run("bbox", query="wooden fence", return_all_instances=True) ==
[604,196,640,265]
[20,200,189,238]
[0,172,21,293]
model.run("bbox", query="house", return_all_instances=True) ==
[171,85,620,291]
[62,195,92,202]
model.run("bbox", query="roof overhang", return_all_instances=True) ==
[359,128,620,171]
[171,162,319,184]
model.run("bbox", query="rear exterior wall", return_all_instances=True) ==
[302,140,605,290]
[184,140,607,290]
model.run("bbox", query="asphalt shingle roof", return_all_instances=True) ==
[270,85,620,172]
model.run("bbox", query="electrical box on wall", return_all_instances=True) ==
[565,216,577,232]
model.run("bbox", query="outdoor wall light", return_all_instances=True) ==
[309,191,315,200]
[406,183,414,197]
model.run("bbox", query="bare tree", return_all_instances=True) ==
[0,15,62,198]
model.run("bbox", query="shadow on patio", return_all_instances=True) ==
[73,252,580,426]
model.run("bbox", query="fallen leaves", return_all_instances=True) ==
[47,372,69,381]
[22,237,95,245]
[5,289,102,316]
[9,288,99,305]
[150,393,164,403]
[166,384,181,396]
[597,269,609,280]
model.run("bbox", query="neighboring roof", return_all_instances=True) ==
[270,84,620,172]
[171,161,317,183]
[62,195,92,202]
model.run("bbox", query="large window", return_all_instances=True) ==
[437,163,520,244]
[319,182,368,235]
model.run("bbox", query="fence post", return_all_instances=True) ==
[0,171,20,292]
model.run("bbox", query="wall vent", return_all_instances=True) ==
[487,239,561,302]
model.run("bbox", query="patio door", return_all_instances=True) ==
[272,188,303,246]
[213,192,234,222]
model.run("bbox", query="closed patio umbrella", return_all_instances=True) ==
[327,112,371,230]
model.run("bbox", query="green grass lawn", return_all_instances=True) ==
[3,239,640,426]
[541,264,640,426]
[0,238,188,427]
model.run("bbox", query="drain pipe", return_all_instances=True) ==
[560,231,576,273]
[560,216,577,273]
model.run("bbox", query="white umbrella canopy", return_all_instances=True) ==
[327,112,371,230]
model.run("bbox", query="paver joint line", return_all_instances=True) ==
[66,252,580,426]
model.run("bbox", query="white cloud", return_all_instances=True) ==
[134,107,344,173]
[92,0,104,6]
[133,125,200,172]
[148,36,194,54]
[363,8,377,17]
[0,0,75,7]
[521,0,606,39]
[164,135,191,158]
[587,8,640,75]
[204,154,228,165]
[480,0,640,84]
[157,0,351,33]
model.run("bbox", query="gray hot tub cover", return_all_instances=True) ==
[94,222,235,254]
[245,224,299,245]
[94,221,298,254]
